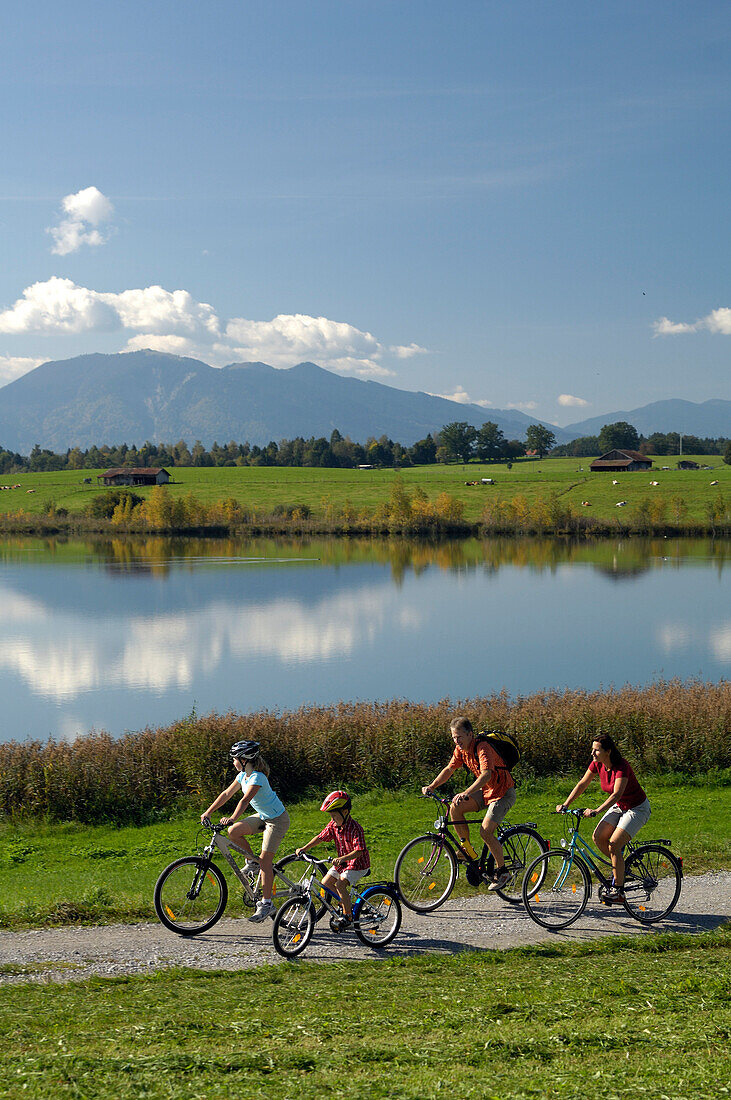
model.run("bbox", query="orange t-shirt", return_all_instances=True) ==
[448,739,514,803]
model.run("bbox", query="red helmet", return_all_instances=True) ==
[320,790,351,814]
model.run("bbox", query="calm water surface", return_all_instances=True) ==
[1,535,728,742]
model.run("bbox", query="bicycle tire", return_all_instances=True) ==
[522,849,590,931]
[484,826,548,904]
[274,854,330,920]
[354,887,402,948]
[154,856,228,936]
[272,896,316,958]
[623,844,682,924]
[394,833,458,912]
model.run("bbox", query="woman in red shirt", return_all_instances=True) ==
[557,734,651,902]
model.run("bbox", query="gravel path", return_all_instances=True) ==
[1,871,729,985]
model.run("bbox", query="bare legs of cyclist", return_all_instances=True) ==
[593,819,631,892]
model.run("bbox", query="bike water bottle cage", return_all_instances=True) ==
[230,740,260,761]
[320,790,351,814]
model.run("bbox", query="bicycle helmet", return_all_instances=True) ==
[229,740,260,761]
[320,789,351,814]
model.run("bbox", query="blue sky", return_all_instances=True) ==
[0,1,728,426]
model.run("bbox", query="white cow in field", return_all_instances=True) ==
[711,480,719,486]
[612,479,619,485]
[615,501,627,507]
[650,481,659,486]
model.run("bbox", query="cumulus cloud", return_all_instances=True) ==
[0,355,45,386]
[506,400,538,412]
[429,386,492,407]
[653,307,731,336]
[557,393,589,408]
[0,277,420,379]
[48,186,115,255]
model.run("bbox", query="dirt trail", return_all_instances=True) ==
[1,871,728,985]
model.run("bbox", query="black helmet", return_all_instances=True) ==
[230,740,260,761]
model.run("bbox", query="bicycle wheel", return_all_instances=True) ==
[623,844,682,924]
[484,826,547,904]
[272,897,315,958]
[354,888,402,948]
[522,849,590,931]
[394,834,458,912]
[274,854,329,920]
[154,857,228,936]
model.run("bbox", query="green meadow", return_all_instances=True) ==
[0,455,728,528]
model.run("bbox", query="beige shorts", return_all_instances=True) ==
[598,798,651,839]
[484,786,517,824]
[243,809,291,855]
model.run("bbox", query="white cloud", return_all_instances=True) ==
[48,186,115,255]
[429,385,492,407]
[506,400,538,411]
[0,355,45,386]
[0,278,420,380]
[653,307,731,336]
[557,393,589,408]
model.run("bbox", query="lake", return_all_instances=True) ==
[1,534,728,743]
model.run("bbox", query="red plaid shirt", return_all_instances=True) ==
[312,816,370,871]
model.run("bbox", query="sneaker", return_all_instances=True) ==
[603,886,625,904]
[488,866,512,892]
[248,899,275,923]
[244,858,260,877]
[331,914,353,933]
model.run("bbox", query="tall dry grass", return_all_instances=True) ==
[1,681,728,824]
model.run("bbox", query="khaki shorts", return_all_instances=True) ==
[484,786,517,824]
[598,798,651,839]
[243,809,291,856]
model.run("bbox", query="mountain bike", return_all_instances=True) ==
[394,792,549,912]
[153,819,329,935]
[272,853,402,958]
[521,807,683,930]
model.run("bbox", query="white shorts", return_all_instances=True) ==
[331,866,370,887]
[598,798,651,839]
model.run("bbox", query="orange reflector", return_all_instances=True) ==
[531,872,539,883]
[428,882,436,891]
[164,905,176,921]
[535,896,540,903]
[639,905,646,911]
[572,884,577,893]
[293,934,302,943]
[206,872,216,885]
[417,856,424,864]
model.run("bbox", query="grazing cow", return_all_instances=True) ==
[615,501,627,507]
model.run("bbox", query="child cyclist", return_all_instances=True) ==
[296,790,370,931]
[201,740,290,923]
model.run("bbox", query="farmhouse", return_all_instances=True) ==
[97,467,171,487]
[590,450,653,473]
[677,460,699,470]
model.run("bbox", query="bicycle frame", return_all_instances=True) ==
[553,811,671,895]
[199,824,307,906]
[426,793,537,868]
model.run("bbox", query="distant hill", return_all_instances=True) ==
[565,398,730,439]
[0,350,572,452]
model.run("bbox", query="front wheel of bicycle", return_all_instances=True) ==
[274,854,330,920]
[272,896,316,958]
[154,856,228,936]
[623,844,682,924]
[394,833,458,912]
[354,887,402,948]
[522,849,590,931]
[484,826,548,904]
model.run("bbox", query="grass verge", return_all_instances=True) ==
[1,926,729,1099]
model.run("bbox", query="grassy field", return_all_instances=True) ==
[1,926,729,1099]
[1,455,728,527]
[1,781,728,930]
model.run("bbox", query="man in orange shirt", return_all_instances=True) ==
[422,716,516,890]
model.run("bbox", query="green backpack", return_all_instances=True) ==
[473,730,520,772]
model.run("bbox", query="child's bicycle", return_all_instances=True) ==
[521,807,683,930]
[394,792,549,911]
[153,819,329,935]
[272,852,403,958]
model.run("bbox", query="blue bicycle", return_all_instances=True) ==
[521,808,682,930]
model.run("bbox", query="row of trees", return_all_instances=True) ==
[552,421,729,458]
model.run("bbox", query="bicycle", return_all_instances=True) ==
[272,852,402,958]
[521,807,683,930]
[393,792,549,912]
[153,819,330,935]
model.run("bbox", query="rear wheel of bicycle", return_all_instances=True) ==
[274,854,329,920]
[623,844,682,923]
[394,834,458,912]
[522,849,590,930]
[484,826,547,904]
[272,897,316,958]
[354,888,402,948]
[154,857,228,936]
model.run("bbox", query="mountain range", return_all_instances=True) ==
[0,351,571,452]
[0,351,727,452]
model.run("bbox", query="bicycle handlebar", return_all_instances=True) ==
[420,792,452,805]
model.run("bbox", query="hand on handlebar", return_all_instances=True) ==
[582,808,597,818]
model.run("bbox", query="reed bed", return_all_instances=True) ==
[1,680,728,824]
